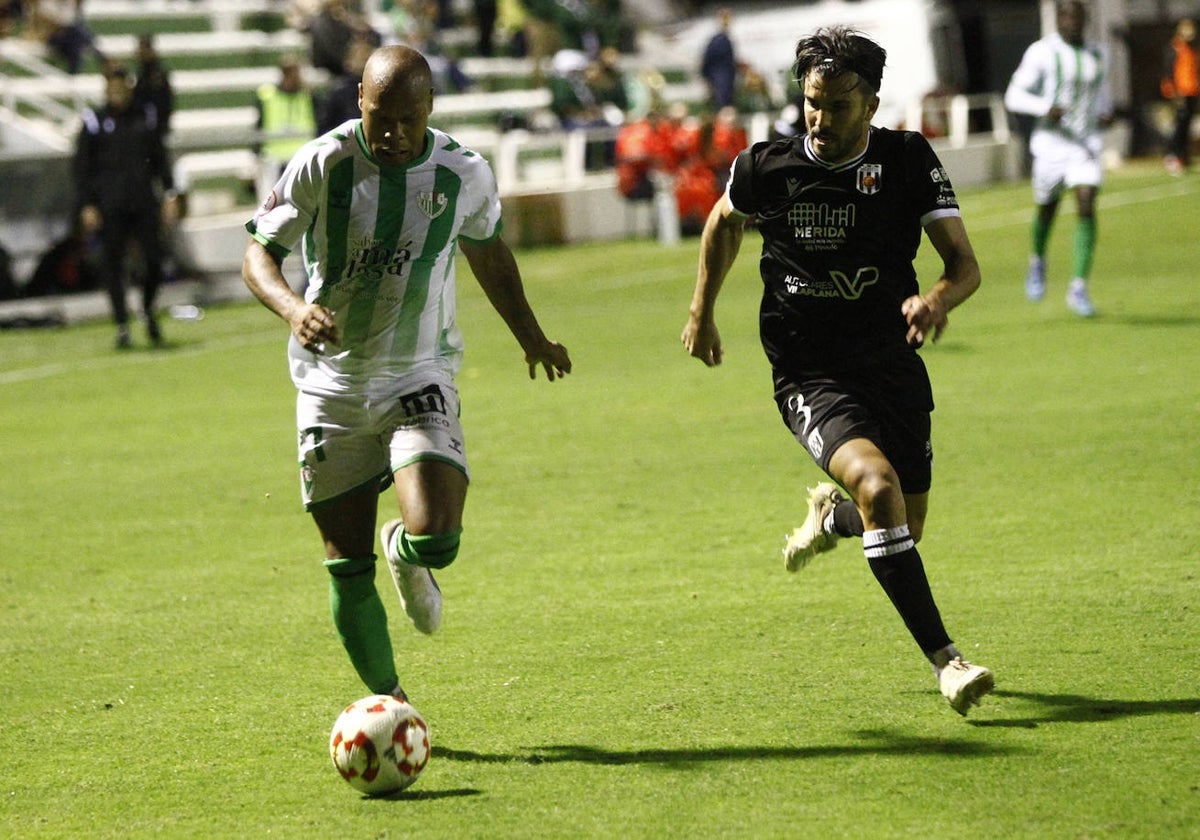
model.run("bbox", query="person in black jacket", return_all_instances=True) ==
[132,33,174,138]
[74,64,176,348]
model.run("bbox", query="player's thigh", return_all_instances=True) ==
[297,391,391,511]
[379,373,471,535]
[778,378,876,474]
[1064,148,1103,194]
[1031,153,1068,206]
[311,481,381,559]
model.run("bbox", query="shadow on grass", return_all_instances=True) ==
[433,729,1013,768]
[372,787,483,802]
[1095,313,1200,329]
[971,690,1200,728]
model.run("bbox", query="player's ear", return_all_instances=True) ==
[866,94,880,119]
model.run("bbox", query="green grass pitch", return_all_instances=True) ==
[1,162,1198,838]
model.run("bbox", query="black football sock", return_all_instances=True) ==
[864,527,952,654]
[831,499,864,537]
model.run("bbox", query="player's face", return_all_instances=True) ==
[358,77,431,166]
[802,71,878,165]
[1057,2,1085,46]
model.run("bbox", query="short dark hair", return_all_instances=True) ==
[793,27,887,95]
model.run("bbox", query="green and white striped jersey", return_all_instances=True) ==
[1004,32,1112,153]
[246,120,502,396]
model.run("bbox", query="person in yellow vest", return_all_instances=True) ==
[256,54,317,200]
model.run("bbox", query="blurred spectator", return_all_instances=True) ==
[432,0,453,29]
[256,55,318,199]
[525,0,591,54]
[519,0,563,86]
[309,0,380,77]
[472,0,496,56]
[387,0,471,93]
[710,105,747,181]
[73,64,175,348]
[496,0,529,57]
[1,0,22,38]
[132,34,173,138]
[23,230,101,297]
[318,35,373,134]
[548,48,625,168]
[28,0,101,74]
[1161,17,1198,175]
[615,109,671,200]
[734,64,776,114]
[613,101,743,237]
[700,7,736,111]
[669,107,743,236]
[588,47,629,112]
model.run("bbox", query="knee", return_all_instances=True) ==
[842,465,904,525]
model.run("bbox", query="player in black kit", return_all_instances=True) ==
[74,64,176,349]
[682,27,993,715]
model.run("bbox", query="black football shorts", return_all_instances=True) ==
[773,354,935,494]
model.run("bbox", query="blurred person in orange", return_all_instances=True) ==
[1161,17,1198,174]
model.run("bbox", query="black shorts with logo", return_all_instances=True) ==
[773,352,935,494]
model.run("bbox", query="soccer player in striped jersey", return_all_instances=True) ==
[243,45,571,703]
[682,27,993,715]
[1005,0,1113,317]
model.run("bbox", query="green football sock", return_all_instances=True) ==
[324,556,398,695]
[1031,213,1054,258]
[1072,216,1097,280]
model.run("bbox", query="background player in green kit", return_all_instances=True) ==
[681,27,993,715]
[242,45,571,702]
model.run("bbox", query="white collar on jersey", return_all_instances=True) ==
[802,127,873,172]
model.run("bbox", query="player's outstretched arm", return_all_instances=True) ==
[242,238,340,352]
[459,236,571,381]
[682,194,746,367]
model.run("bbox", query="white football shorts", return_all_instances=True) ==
[295,371,469,509]
[1029,133,1103,205]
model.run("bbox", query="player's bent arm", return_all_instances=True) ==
[924,215,981,310]
[1004,46,1052,117]
[242,238,340,350]
[459,236,571,381]
[903,216,981,345]
[682,194,747,366]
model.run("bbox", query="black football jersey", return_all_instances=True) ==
[728,127,960,375]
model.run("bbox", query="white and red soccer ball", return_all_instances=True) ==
[329,695,430,795]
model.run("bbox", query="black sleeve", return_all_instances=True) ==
[726,147,758,215]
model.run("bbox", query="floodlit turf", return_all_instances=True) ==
[1,163,1197,838]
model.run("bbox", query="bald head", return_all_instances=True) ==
[358,45,434,165]
[362,45,433,102]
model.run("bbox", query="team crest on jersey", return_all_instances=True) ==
[418,190,448,219]
[856,163,882,195]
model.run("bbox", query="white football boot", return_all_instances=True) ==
[381,519,442,635]
[934,651,995,716]
[1066,278,1095,317]
[1025,256,1046,301]
[783,482,845,572]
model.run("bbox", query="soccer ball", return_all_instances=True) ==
[329,695,431,795]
